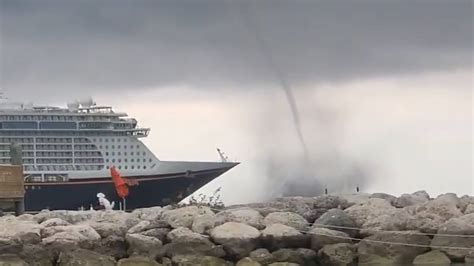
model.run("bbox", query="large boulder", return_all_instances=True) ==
[249,249,275,265]
[40,218,70,227]
[141,228,170,243]
[413,197,463,221]
[413,250,451,265]
[361,209,411,236]
[459,195,474,213]
[88,210,141,231]
[19,244,55,266]
[394,191,430,208]
[343,198,396,227]
[464,204,474,215]
[171,255,232,266]
[41,224,101,250]
[0,217,43,245]
[430,213,474,261]
[358,231,431,264]
[87,221,127,238]
[0,254,28,266]
[263,212,308,231]
[167,227,195,242]
[214,208,264,229]
[128,220,169,234]
[166,233,225,258]
[309,227,351,251]
[95,235,128,260]
[333,193,371,206]
[261,224,309,250]
[313,209,358,237]
[406,212,447,234]
[271,248,317,266]
[210,222,261,259]
[192,213,216,234]
[117,256,161,266]
[125,233,163,258]
[34,210,95,224]
[370,193,397,205]
[236,257,262,266]
[162,206,214,229]
[57,249,116,266]
[131,206,164,221]
[0,237,22,254]
[318,243,357,266]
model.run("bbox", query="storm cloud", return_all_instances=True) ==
[0,0,471,99]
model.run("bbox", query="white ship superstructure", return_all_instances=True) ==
[0,99,158,180]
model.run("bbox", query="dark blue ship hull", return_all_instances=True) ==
[23,167,233,212]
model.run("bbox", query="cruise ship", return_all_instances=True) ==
[0,98,238,211]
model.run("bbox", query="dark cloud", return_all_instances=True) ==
[0,0,472,100]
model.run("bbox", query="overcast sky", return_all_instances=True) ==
[0,0,472,203]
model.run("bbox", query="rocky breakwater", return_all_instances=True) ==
[0,191,473,265]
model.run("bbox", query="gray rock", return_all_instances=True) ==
[19,244,54,266]
[313,195,352,210]
[309,227,351,251]
[263,212,308,231]
[126,233,163,258]
[268,263,299,266]
[333,193,372,206]
[214,208,265,229]
[271,248,317,265]
[117,256,162,266]
[192,213,216,234]
[370,193,397,205]
[0,217,43,245]
[171,255,232,266]
[167,227,195,242]
[406,212,446,234]
[87,221,127,238]
[128,220,170,234]
[464,204,474,215]
[34,210,95,224]
[57,249,116,266]
[249,249,275,265]
[318,243,356,266]
[343,198,396,227]
[0,254,28,266]
[166,233,225,258]
[95,235,128,260]
[413,190,431,200]
[358,231,431,264]
[141,228,170,242]
[41,224,101,249]
[313,208,358,237]
[210,222,261,259]
[262,224,309,250]
[361,209,411,236]
[0,238,22,254]
[40,218,70,227]
[236,257,262,266]
[430,213,474,261]
[394,193,429,208]
[162,206,214,229]
[459,195,474,213]
[413,250,451,265]
[466,250,474,264]
[413,197,463,221]
[131,206,164,221]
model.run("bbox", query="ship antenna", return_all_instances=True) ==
[216,148,228,162]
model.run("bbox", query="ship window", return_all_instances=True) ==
[105,152,109,156]
[118,159,121,163]
[117,139,121,142]
[131,159,134,162]
[105,139,108,142]
[131,152,134,156]
[112,152,115,156]
[136,145,139,149]
[143,166,147,169]
[2,121,38,129]
[149,159,152,162]
[124,159,128,162]
[111,139,115,142]
[124,152,127,156]
[118,145,121,149]
[112,159,115,163]
[118,166,122,169]
[125,166,128,169]
[112,145,115,149]
[118,152,121,156]
[137,165,141,169]
[131,166,135,169]
[106,159,109,162]
[106,166,110,169]
[143,152,146,156]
